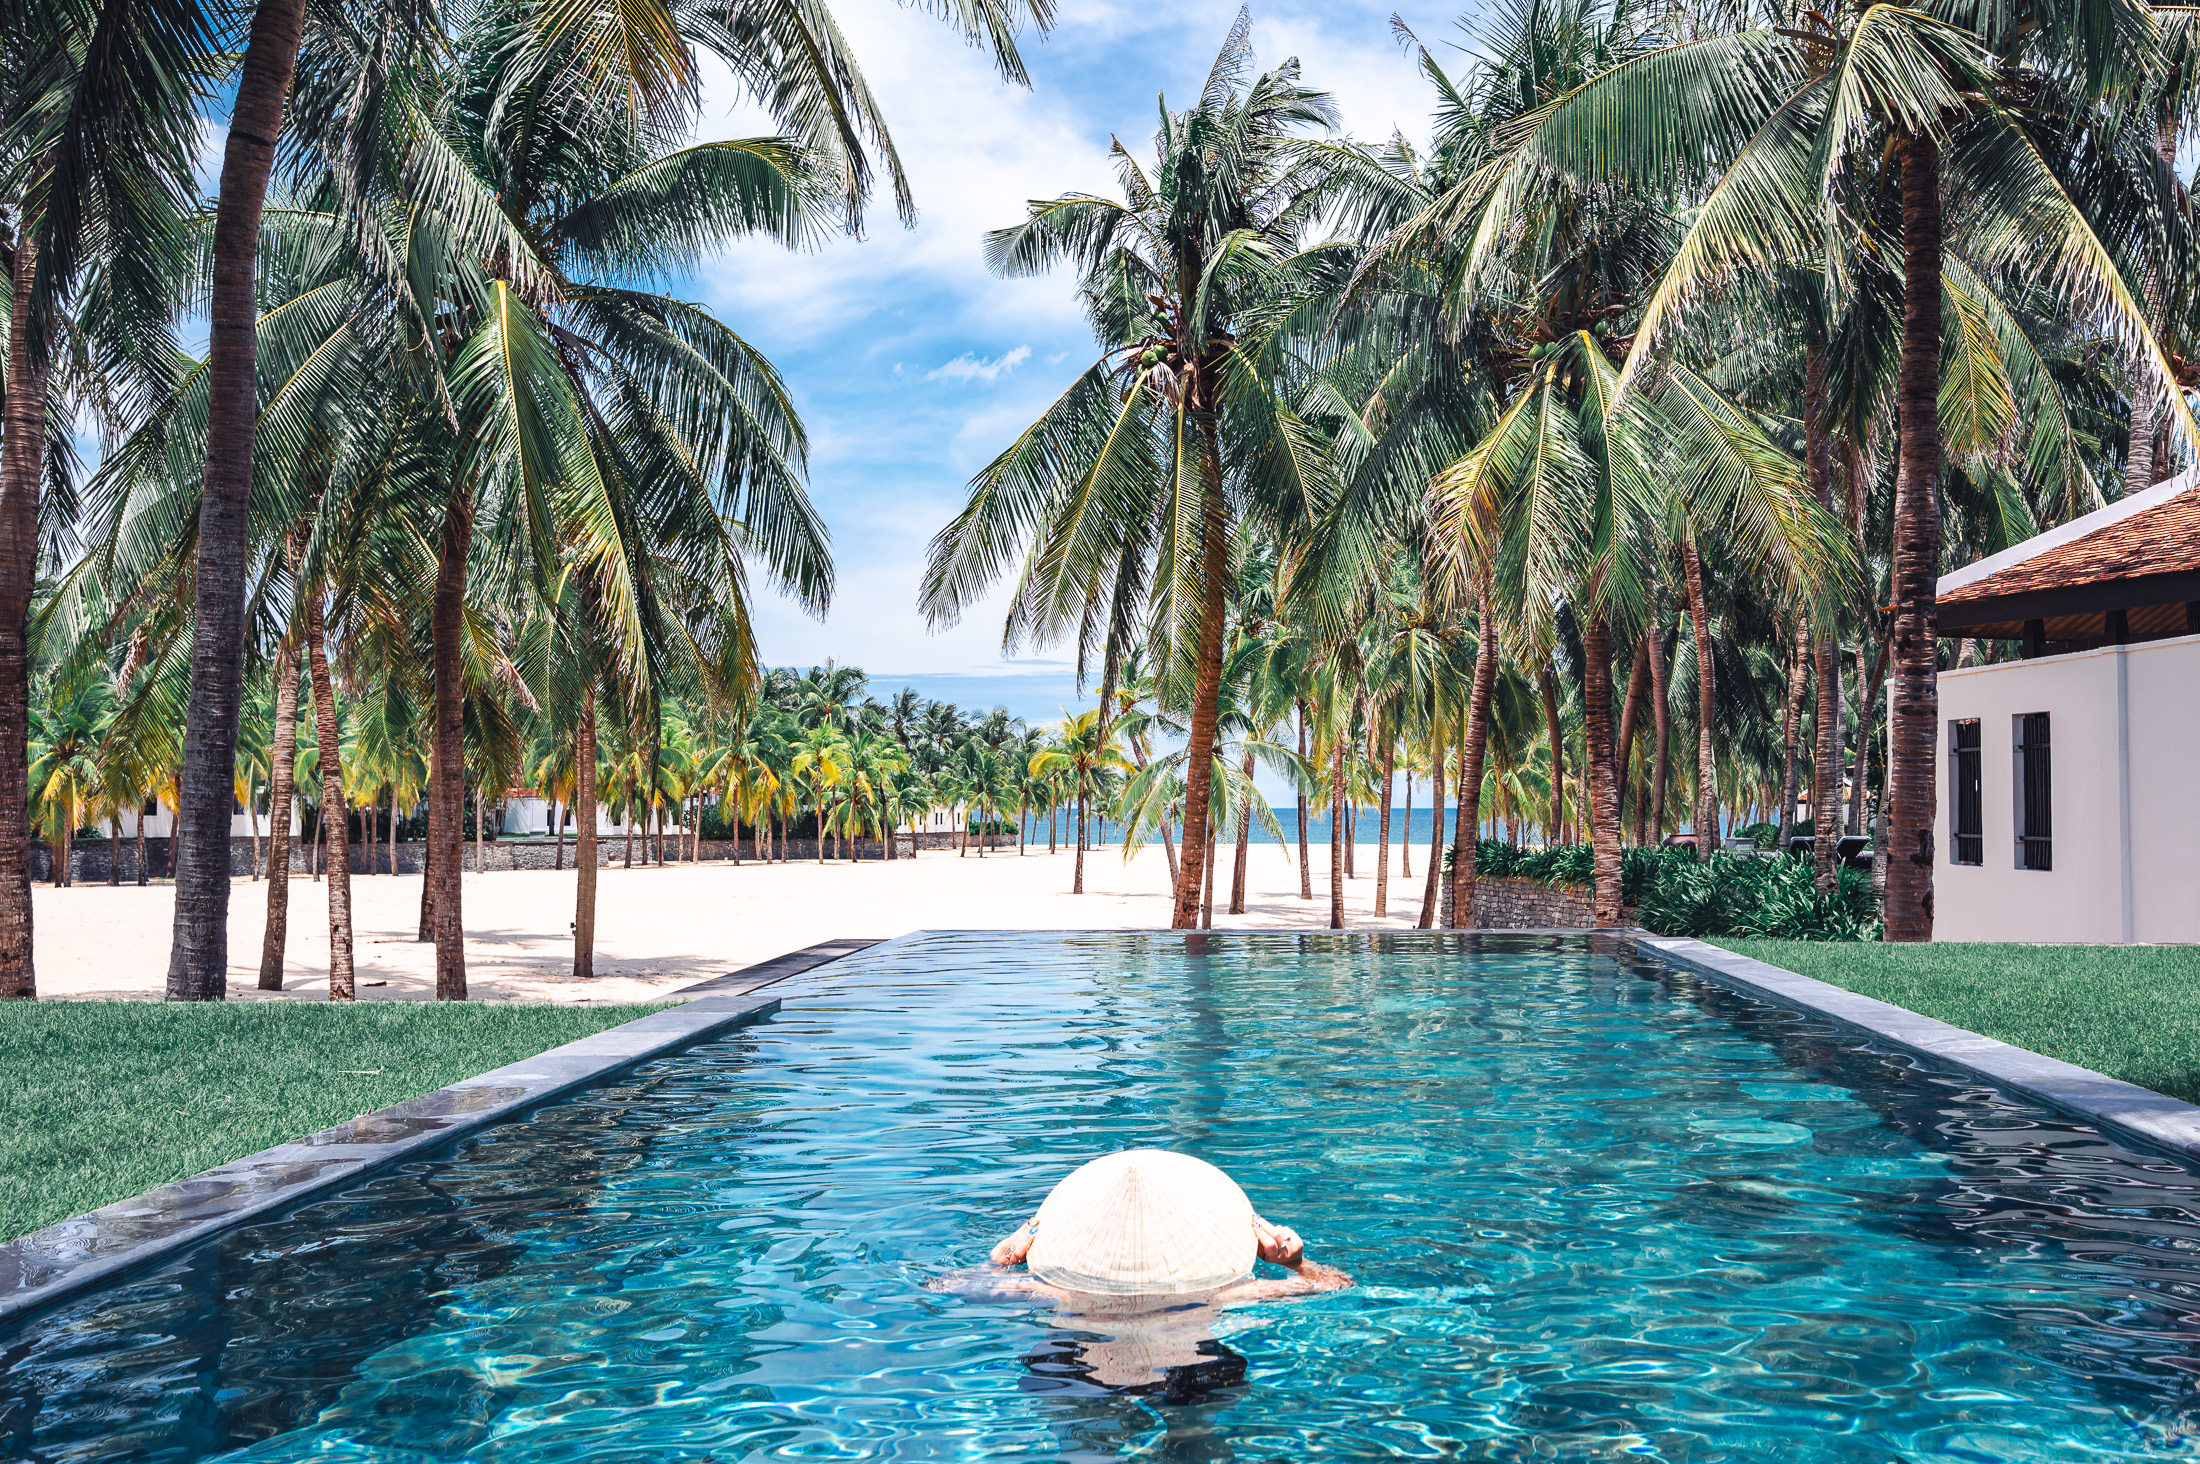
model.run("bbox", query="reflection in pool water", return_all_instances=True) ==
[4,931,2200,1461]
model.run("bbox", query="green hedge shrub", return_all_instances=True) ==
[1632,854,1880,941]
[1446,840,1878,941]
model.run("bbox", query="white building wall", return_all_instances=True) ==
[2124,638,2200,943]
[1933,634,2200,943]
[499,797,672,837]
[117,804,300,839]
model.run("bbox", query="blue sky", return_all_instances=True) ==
[688,0,1472,725]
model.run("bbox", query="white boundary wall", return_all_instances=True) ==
[1934,633,2200,943]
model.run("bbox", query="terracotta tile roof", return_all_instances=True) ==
[1941,481,2200,608]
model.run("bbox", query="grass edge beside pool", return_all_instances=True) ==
[1711,940,2200,1104]
[0,1000,670,1241]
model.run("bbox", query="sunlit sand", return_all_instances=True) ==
[32,841,1432,1002]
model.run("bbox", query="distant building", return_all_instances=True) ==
[499,794,671,837]
[1930,466,2200,942]
[119,798,297,840]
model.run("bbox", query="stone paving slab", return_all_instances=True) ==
[0,938,879,1326]
[1641,934,2200,1160]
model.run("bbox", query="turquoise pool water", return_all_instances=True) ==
[5,932,2200,1460]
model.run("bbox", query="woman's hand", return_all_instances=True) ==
[989,1216,1039,1266]
[1252,1215,1305,1269]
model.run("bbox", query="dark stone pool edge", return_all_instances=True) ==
[0,937,879,1327]
[1640,934,2200,1160]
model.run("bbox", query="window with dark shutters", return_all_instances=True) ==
[2016,712,2052,871]
[1950,720,1982,865]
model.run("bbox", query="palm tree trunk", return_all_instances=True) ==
[1850,639,1874,841]
[1172,416,1229,930]
[109,816,123,885]
[1402,768,1414,880]
[1201,821,1217,929]
[574,688,598,979]
[1775,623,1810,853]
[0,230,48,996]
[1581,616,1625,926]
[361,796,373,876]
[304,594,355,1001]
[427,484,471,999]
[1228,749,1253,914]
[1072,787,1086,891]
[1454,590,1499,927]
[1682,540,1718,860]
[1645,619,1671,845]
[553,797,564,869]
[1885,130,1944,942]
[388,788,397,877]
[410,815,429,921]
[167,0,309,1002]
[1328,737,1346,930]
[1418,724,1445,929]
[2127,283,2165,495]
[58,818,72,889]
[1295,706,1312,900]
[1374,741,1394,917]
[136,811,147,887]
[1614,638,1648,839]
[2133,110,2179,488]
[1539,668,1565,846]
[1804,338,1844,889]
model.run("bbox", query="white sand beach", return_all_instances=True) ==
[31,840,1435,1002]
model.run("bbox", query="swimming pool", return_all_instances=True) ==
[5,931,2199,1461]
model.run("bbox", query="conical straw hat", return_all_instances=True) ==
[1027,1149,1255,1296]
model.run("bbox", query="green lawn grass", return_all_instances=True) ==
[1712,941,2200,1103]
[0,1000,666,1241]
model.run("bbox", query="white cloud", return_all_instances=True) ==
[927,345,1032,383]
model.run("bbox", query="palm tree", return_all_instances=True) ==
[158,0,1051,999]
[1392,0,1854,925]
[1467,0,2182,935]
[829,728,904,859]
[924,12,1389,928]
[795,661,868,733]
[790,724,847,863]
[300,579,356,1000]
[1030,709,1132,889]
[28,672,113,888]
[0,0,210,992]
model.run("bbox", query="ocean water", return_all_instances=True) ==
[1023,808,1721,846]
[1028,806,1478,847]
[5,931,2199,1461]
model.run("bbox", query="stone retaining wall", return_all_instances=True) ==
[1442,874,1635,929]
[30,835,919,882]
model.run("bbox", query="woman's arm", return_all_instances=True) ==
[926,1265,1060,1302]
[1218,1216,1352,1304]
[1214,1260,1353,1304]
[988,1216,1039,1266]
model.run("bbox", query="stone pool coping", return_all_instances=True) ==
[1641,935,2200,1160]
[0,938,878,1327]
